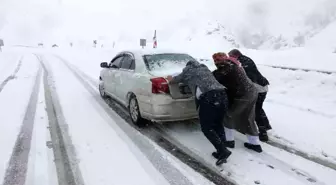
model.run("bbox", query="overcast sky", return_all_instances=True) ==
[0,0,335,45]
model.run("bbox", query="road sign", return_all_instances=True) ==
[140,39,146,48]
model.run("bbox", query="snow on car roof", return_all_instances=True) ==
[123,48,189,56]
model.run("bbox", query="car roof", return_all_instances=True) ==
[121,49,189,56]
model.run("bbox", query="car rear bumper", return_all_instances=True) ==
[138,94,198,122]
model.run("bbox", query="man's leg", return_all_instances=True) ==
[255,92,272,141]
[213,96,228,142]
[198,99,231,165]
[244,93,263,153]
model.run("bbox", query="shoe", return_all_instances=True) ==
[212,143,233,159]
[244,143,263,153]
[216,149,232,166]
[212,151,219,159]
[259,131,269,142]
[225,141,235,148]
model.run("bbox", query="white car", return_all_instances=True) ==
[99,49,198,125]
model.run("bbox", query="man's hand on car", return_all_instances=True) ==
[166,75,173,82]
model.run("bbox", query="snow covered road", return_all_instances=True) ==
[1,49,335,185]
[0,51,216,185]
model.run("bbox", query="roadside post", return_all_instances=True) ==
[140,39,146,49]
[0,39,4,52]
[93,40,97,48]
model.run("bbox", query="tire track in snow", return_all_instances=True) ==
[266,99,336,119]
[55,55,236,185]
[266,139,336,171]
[2,65,42,185]
[260,64,336,75]
[0,56,23,93]
[158,122,327,185]
[35,55,85,185]
[199,58,336,75]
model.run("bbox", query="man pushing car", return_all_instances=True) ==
[166,60,232,165]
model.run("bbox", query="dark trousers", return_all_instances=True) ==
[198,90,228,152]
[255,92,272,132]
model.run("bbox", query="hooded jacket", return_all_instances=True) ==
[169,60,226,97]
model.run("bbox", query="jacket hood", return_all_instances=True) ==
[186,60,200,67]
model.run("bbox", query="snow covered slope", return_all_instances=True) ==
[305,21,336,51]
[1,0,336,50]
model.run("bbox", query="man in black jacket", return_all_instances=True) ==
[229,49,272,142]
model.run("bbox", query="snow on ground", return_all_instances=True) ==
[144,134,215,185]
[256,65,336,161]
[158,122,336,185]
[246,48,336,72]
[0,54,39,181]
[1,46,335,184]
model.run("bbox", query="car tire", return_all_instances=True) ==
[99,81,107,98]
[128,95,146,127]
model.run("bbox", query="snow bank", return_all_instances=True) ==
[245,48,336,72]
[0,54,39,181]
[0,52,20,82]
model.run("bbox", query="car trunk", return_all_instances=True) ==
[148,71,193,99]
[144,53,196,99]
[169,82,193,99]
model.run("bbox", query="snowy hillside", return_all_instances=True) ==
[305,21,336,51]
[1,0,336,50]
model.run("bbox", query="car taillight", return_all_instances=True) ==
[150,77,170,94]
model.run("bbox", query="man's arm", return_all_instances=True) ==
[212,70,225,85]
[167,72,183,84]
[245,57,269,85]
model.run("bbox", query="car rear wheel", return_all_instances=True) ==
[129,95,146,127]
[99,82,107,98]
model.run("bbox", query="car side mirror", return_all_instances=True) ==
[100,62,108,68]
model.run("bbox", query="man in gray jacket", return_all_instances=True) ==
[166,60,231,165]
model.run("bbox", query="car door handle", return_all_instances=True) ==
[133,74,141,78]
[109,72,116,77]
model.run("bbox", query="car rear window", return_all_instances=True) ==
[143,53,195,72]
